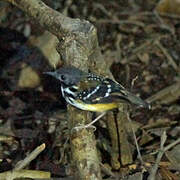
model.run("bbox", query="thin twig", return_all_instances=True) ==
[131,76,138,91]
[148,133,180,180]
[159,12,180,20]
[148,131,167,180]
[127,113,144,165]
[155,41,178,72]
[100,163,117,178]
[0,170,50,180]
[14,143,46,170]
[164,138,180,152]
[146,81,180,104]
[121,35,168,64]
[96,19,145,27]
[153,10,175,35]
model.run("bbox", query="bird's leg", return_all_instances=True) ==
[84,112,106,128]
[73,112,106,131]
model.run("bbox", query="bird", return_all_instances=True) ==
[44,66,150,129]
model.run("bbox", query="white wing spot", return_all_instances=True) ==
[82,86,100,100]
[105,92,110,97]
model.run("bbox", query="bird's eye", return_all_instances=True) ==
[61,75,66,81]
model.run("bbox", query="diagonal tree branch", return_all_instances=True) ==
[2,0,107,179]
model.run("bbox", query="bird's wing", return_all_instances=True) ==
[77,77,149,108]
[76,77,120,104]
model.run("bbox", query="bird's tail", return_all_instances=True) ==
[112,88,151,109]
[122,90,151,109]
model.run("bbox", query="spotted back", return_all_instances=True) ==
[76,74,126,104]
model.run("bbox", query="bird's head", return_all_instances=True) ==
[44,66,85,86]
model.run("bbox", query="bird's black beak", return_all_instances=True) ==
[43,71,58,79]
